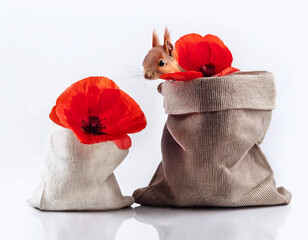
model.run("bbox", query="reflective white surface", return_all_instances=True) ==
[0,186,300,240]
[35,209,135,240]
[21,205,292,240]
[1,0,308,239]
[134,206,291,240]
[0,156,303,240]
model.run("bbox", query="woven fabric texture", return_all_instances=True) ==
[29,124,134,211]
[133,71,291,207]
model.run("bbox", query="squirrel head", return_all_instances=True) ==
[143,28,182,80]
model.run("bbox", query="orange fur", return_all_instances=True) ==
[143,27,183,80]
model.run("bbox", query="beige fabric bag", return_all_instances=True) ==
[29,124,134,211]
[134,71,291,207]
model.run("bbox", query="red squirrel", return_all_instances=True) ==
[143,28,183,80]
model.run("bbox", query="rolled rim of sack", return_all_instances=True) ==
[160,71,276,114]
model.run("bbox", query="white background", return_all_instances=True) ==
[0,0,307,239]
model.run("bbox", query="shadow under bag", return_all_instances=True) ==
[133,71,291,207]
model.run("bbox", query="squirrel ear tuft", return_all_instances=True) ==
[164,27,174,56]
[164,27,171,43]
[152,30,160,47]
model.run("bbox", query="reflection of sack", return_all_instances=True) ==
[135,206,290,240]
[134,71,291,207]
[29,124,134,211]
[36,208,135,240]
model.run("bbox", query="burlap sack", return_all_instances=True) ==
[133,71,291,207]
[29,124,134,211]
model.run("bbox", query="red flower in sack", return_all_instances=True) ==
[49,76,147,149]
[160,34,239,81]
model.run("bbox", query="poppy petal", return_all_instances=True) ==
[97,89,122,114]
[51,76,147,147]
[113,135,132,149]
[215,67,239,77]
[160,71,203,81]
[50,76,121,130]
[57,104,129,144]
[175,34,212,72]
[98,89,147,135]
[204,34,233,74]
[55,76,119,111]
[49,105,65,127]
[174,33,238,77]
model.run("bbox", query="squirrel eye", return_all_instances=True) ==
[159,60,165,67]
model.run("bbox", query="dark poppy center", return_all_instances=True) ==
[81,116,108,135]
[199,63,216,77]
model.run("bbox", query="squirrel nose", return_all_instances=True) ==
[144,72,152,79]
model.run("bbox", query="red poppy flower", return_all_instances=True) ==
[160,34,239,81]
[49,76,147,149]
